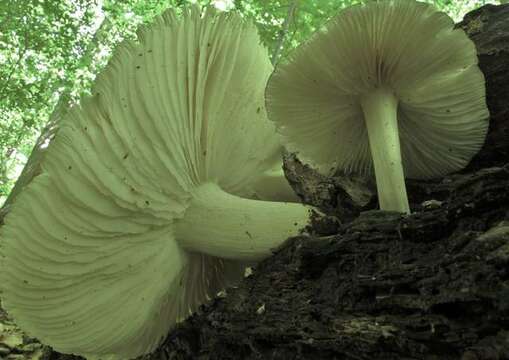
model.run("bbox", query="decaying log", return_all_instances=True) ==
[460,4,509,172]
[144,165,509,360]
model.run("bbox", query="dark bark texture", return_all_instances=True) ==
[461,4,509,173]
[2,3,509,360]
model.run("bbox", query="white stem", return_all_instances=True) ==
[250,168,300,203]
[175,182,313,261]
[360,87,410,213]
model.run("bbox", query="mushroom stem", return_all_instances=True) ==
[176,182,313,261]
[250,168,300,202]
[360,87,410,213]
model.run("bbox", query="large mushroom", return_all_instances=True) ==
[0,7,314,359]
[266,0,489,213]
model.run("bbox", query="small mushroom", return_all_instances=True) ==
[250,162,300,202]
[0,7,314,360]
[266,0,489,213]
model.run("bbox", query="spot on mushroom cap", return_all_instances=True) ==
[0,6,275,359]
[266,0,489,179]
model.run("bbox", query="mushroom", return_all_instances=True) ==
[265,0,489,213]
[249,153,301,202]
[0,7,314,360]
[251,167,300,202]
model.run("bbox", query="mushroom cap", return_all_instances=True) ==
[0,6,277,359]
[266,0,489,179]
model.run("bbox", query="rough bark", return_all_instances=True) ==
[1,3,509,360]
[461,4,509,172]
[145,164,509,360]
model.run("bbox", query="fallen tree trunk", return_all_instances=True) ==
[151,164,509,360]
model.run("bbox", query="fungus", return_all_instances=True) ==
[250,159,300,202]
[0,7,313,359]
[266,0,489,213]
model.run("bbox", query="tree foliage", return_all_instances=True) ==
[0,0,500,204]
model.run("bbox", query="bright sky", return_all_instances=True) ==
[212,0,235,11]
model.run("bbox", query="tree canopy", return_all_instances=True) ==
[0,0,500,204]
